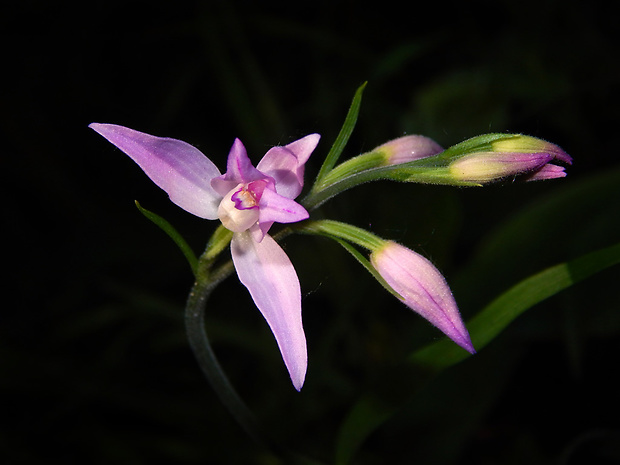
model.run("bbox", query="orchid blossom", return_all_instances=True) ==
[89,123,320,390]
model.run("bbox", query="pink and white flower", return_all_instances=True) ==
[90,123,320,390]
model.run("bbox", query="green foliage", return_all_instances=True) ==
[135,201,198,276]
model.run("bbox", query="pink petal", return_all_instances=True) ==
[258,188,309,226]
[248,188,309,242]
[231,232,308,390]
[89,123,222,219]
[212,139,266,197]
[371,242,475,353]
[257,134,320,199]
[525,163,567,181]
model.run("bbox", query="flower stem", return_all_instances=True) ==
[184,260,265,442]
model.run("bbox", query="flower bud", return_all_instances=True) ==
[374,135,444,165]
[448,135,571,184]
[370,241,475,353]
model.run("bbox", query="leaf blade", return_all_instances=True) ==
[135,200,198,276]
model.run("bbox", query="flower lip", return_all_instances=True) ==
[231,180,267,210]
[232,187,258,210]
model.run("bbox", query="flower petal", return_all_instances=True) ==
[247,188,309,242]
[257,134,320,199]
[258,187,309,226]
[231,232,307,390]
[90,123,222,219]
[371,242,475,353]
[525,163,567,181]
[212,139,266,196]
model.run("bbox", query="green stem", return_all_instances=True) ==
[302,161,478,211]
[184,260,266,442]
[295,219,385,251]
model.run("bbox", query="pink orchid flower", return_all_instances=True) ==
[90,123,320,390]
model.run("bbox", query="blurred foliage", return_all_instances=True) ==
[3,0,619,464]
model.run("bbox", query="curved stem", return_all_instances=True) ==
[184,261,266,443]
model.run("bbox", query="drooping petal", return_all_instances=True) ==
[258,187,309,226]
[231,232,307,390]
[212,139,266,196]
[90,123,222,219]
[371,241,475,353]
[257,134,320,199]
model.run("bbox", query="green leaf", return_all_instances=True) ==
[135,201,198,276]
[311,82,367,189]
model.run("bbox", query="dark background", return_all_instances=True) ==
[3,0,620,464]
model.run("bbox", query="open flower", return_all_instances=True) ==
[370,241,475,353]
[89,123,320,390]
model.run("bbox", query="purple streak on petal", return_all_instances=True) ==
[225,139,266,183]
[231,232,307,390]
[89,123,222,219]
[211,139,267,197]
[497,152,554,170]
[257,134,320,199]
[371,242,475,354]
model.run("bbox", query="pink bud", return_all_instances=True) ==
[371,241,475,353]
[374,135,443,165]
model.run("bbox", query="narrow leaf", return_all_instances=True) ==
[135,200,198,276]
[312,82,367,188]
